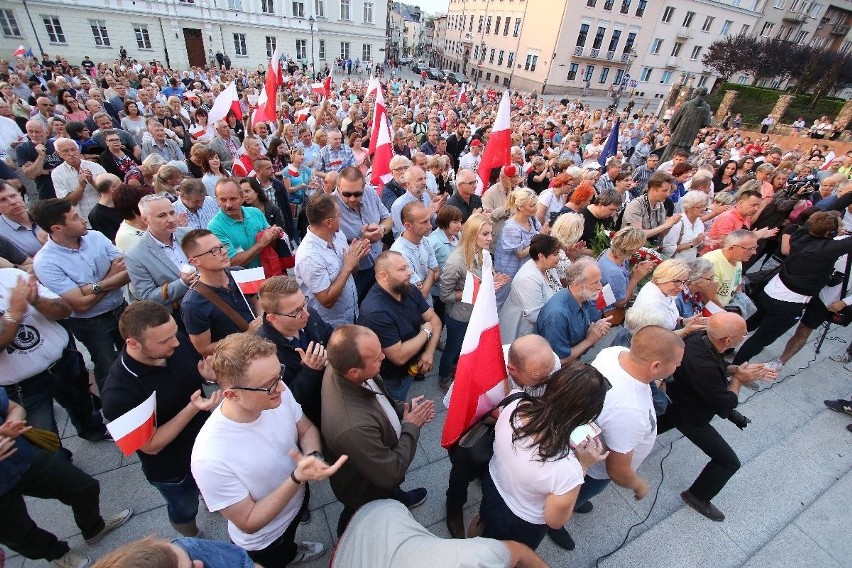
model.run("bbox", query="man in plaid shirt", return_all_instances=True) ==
[319,130,354,174]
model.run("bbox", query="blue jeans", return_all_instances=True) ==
[382,375,413,402]
[479,471,547,550]
[439,315,468,379]
[574,475,611,509]
[174,537,254,568]
[65,310,124,393]
[150,473,200,525]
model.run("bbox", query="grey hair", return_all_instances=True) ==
[687,257,714,281]
[53,137,76,152]
[680,190,709,211]
[595,188,624,207]
[138,193,173,216]
[624,306,669,336]
[689,173,712,192]
[564,166,584,179]
[565,256,596,286]
[142,153,167,169]
[723,229,756,248]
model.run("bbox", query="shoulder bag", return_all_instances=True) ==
[191,282,250,332]
[452,391,529,473]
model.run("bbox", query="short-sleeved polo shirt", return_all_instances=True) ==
[207,207,270,269]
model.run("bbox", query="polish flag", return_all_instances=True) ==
[107,392,156,457]
[821,151,836,171]
[371,107,393,187]
[311,76,332,98]
[294,107,311,123]
[476,90,511,194]
[231,266,267,295]
[13,45,25,58]
[595,283,616,310]
[442,251,508,448]
[368,86,386,156]
[208,82,242,123]
[254,46,282,125]
[702,301,724,317]
[456,87,468,105]
[366,77,381,98]
[460,272,481,304]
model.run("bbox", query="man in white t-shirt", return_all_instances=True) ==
[565,327,684,538]
[191,333,347,567]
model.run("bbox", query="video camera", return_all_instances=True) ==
[785,178,818,198]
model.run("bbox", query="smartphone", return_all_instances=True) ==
[569,422,601,448]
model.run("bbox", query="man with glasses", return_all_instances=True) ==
[17,119,63,199]
[179,229,261,356]
[552,326,684,550]
[657,312,774,522]
[257,275,332,428]
[192,333,346,566]
[335,167,393,300]
[381,155,411,214]
[701,229,758,308]
[446,168,484,222]
[102,301,222,538]
[173,178,219,230]
[51,137,106,221]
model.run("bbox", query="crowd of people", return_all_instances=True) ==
[1,50,852,568]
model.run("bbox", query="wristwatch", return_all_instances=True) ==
[91,282,103,294]
[422,328,433,341]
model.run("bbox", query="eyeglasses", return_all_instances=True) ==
[269,299,308,319]
[458,180,475,186]
[231,367,285,395]
[734,245,758,251]
[666,280,688,287]
[191,244,229,258]
[340,190,363,198]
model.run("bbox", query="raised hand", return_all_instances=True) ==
[289,449,348,482]
[295,341,328,371]
[190,389,224,412]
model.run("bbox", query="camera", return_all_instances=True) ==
[728,409,751,430]
[786,178,818,197]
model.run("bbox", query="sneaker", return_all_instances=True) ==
[548,527,576,550]
[574,501,593,514]
[438,377,453,392]
[53,550,90,568]
[830,351,852,363]
[300,508,311,524]
[289,541,324,564]
[681,490,725,522]
[824,399,852,417]
[84,508,133,545]
[399,487,427,509]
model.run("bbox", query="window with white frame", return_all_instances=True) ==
[292,1,304,17]
[0,10,21,38]
[651,38,663,54]
[760,22,774,36]
[568,63,579,80]
[319,39,326,59]
[615,68,625,84]
[690,45,701,60]
[507,51,514,67]
[134,24,152,49]
[635,0,647,17]
[261,0,274,14]
[639,66,651,81]
[489,48,495,63]
[740,24,750,35]
[363,1,373,22]
[498,50,504,65]
[362,43,371,61]
[702,16,714,32]
[721,20,732,35]
[495,17,501,35]
[599,67,609,83]
[796,31,808,44]
[296,39,307,59]
[234,33,247,56]
[662,6,675,23]
[315,0,325,17]
[503,17,510,35]
[524,52,538,71]
[660,70,673,84]
[90,19,110,47]
[266,36,277,57]
[841,40,851,54]
[773,0,785,7]
[683,11,695,27]
[42,16,65,43]
[340,41,350,59]
[340,0,350,20]
[809,3,823,18]
[514,17,521,36]
[697,75,709,87]
[671,41,682,56]
[228,0,243,9]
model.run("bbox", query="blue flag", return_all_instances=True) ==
[598,116,621,167]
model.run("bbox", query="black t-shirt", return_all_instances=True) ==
[101,338,209,482]
[526,170,549,194]
[16,140,62,199]
[357,284,429,383]
[186,159,204,179]
[88,204,123,243]
[181,272,255,341]
[580,206,614,244]
[0,235,28,264]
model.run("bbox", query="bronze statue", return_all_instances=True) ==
[661,87,712,162]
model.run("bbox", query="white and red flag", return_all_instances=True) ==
[368,85,386,156]
[476,90,511,194]
[311,76,332,98]
[821,151,837,171]
[442,251,508,448]
[456,87,468,105]
[595,284,616,310]
[107,392,156,456]
[13,45,25,58]
[208,82,242,123]
[253,46,282,125]
[371,106,393,187]
[702,301,724,317]
[232,267,266,295]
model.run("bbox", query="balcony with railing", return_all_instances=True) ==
[665,56,679,68]
[783,10,808,24]
[831,23,850,36]
[573,46,633,63]
[676,27,692,39]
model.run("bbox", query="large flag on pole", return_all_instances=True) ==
[208,82,242,123]
[597,116,621,167]
[13,45,25,58]
[368,86,386,156]
[371,107,393,187]
[476,90,511,195]
[441,251,508,448]
[107,392,156,456]
[254,46,282,125]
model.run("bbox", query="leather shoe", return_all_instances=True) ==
[446,509,465,539]
[574,501,593,514]
[548,527,575,550]
[681,490,725,522]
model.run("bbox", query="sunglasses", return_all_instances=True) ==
[340,190,363,198]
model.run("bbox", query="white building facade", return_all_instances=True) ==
[0,0,388,72]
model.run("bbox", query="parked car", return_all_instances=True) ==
[441,69,454,81]
[399,56,413,65]
[427,67,443,80]
[449,72,469,85]
[412,59,428,73]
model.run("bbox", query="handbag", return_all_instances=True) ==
[22,427,61,452]
[453,392,528,473]
[724,291,758,320]
[830,255,852,327]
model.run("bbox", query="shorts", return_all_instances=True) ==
[800,296,832,330]
[151,472,200,525]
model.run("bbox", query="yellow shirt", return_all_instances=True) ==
[703,249,741,307]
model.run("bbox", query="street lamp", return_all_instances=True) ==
[308,16,316,79]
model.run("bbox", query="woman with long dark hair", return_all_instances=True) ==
[240,177,287,230]
[475,363,609,549]
[712,160,738,194]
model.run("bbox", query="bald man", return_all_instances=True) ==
[553,326,684,551]
[658,311,776,522]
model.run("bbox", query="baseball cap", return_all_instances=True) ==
[470,139,483,147]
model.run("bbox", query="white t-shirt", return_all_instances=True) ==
[489,395,584,524]
[632,282,680,331]
[0,268,67,384]
[537,188,566,222]
[191,388,305,550]
[587,347,657,481]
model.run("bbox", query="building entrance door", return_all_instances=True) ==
[183,28,206,68]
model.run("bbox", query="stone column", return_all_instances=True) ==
[715,90,738,121]
[768,94,795,130]
[833,99,852,132]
